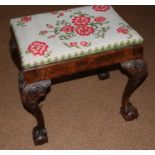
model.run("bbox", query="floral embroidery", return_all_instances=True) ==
[72,16,91,26]
[39,30,48,35]
[21,16,31,22]
[69,42,78,46]
[46,24,54,29]
[39,11,110,42]
[11,5,143,69]
[17,16,31,27]
[80,41,90,46]
[64,41,91,48]
[51,9,72,18]
[75,26,94,36]
[117,27,128,34]
[61,25,74,33]
[92,5,110,12]
[26,41,51,57]
[94,16,106,23]
[117,23,133,39]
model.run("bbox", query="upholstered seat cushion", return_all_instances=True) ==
[10,5,143,69]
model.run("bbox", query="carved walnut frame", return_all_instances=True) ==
[9,29,148,145]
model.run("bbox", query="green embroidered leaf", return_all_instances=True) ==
[54,57,58,62]
[80,51,85,55]
[127,33,133,39]
[103,21,109,24]
[33,61,38,67]
[120,41,125,47]
[88,49,92,54]
[47,58,52,63]
[90,15,95,18]
[73,11,82,16]
[81,13,90,16]
[17,22,21,26]
[131,39,136,45]
[56,20,63,26]
[119,23,126,27]
[61,55,65,60]
[60,35,70,40]
[89,22,98,29]
[75,46,81,49]
[54,27,61,35]
[126,25,133,30]
[107,44,112,51]
[17,21,26,27]
[24,63,31,68]
[63,42,71,47]
[126,40,131,46]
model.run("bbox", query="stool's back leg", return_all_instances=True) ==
[120,59,148,121]
[19,73,51,145]
[97,70,110,80]
[9,38,21,70]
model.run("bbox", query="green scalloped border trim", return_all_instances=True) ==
[22,38,143,69]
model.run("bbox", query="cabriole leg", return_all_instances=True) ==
[120,59,148,121]
[19,73,51,145]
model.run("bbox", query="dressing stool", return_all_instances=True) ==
[9,5,148,145]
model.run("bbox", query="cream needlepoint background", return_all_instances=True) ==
[10,5,143,69]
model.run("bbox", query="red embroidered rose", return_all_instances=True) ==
[94,16,106,23]
[27,41,48,56]
[61,25,74,33]
[92,5,110,12]
[21,16,31,23]
[80,41,89,46]
[72,15,91,26]
[75,26,94,36]
[117,27,128,34]
[69,42,78,46]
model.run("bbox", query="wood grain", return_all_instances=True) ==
[23,45,143,84]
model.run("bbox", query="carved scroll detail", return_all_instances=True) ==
[19,72,51,145]
[19,73,51,104]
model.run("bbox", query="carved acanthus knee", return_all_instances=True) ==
[19,73,51,105]
[121,59,147,79]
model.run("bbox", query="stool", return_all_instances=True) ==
[9,5,148,145]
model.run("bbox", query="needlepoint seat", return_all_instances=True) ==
[9,5,148,145]
[10,5,143,69]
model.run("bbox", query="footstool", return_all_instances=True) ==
[9,5,148,145]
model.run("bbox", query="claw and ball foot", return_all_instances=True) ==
[33,126,48,145]
[120,103,138,121]
[120,59,148,121]
[19,73,51,145]
[97,70,110,80]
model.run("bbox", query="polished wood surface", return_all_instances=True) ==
[23,45,143,84]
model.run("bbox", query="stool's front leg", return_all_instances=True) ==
[19,73,51,145]
[120,59,148,121]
